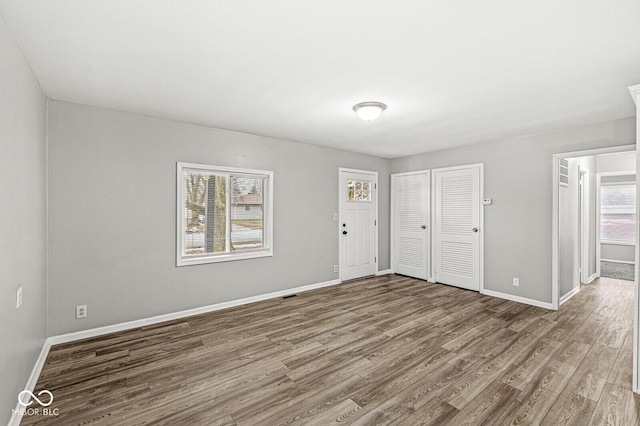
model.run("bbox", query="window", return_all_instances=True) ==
[347,179,372,202]
[600,183,636,243]
[177,163,273,266]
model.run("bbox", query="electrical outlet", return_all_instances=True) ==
[76,305,87,319]
[333,213,339,221]
[513,278,520,287]
[16,286,23,309]
[333,265,339,273]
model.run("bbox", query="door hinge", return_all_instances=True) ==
[374,220,377,226]
[375,257,377,262]
[374,183,377,189]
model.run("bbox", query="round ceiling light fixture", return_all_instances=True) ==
[353,101,387,121]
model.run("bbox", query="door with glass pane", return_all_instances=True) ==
[339,170,377,281]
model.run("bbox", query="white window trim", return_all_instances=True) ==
[601,240,636,246]
[599,178,636,246]
[176,162,274,267]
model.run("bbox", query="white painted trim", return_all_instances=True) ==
[338,167,379,282]
[390,170,431,177]
[598,170,636,177]
[629,84,640,106]
[176,162,274,267]
[601,240,636,247]
[376,269,392,276]
[8,340,52,426]
[559,286,580,306]
[596,173,602,277]
[481,289,554,310]
[49,278,342,346]
[587,273,598,284]
[552,155,559,310]
[579,168,589,284]
[554,145,636,160]
[601,258,636,265]
[552,145,636,311]
[431,163,485,174]
[628,83,640,394]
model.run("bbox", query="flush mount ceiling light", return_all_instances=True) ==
[353,101,387,121]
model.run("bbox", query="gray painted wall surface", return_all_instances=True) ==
[597,151,636,173]
[390,117,635,304]
[0,17,47,424]
[47,101,390,335]
[601,244,635,263]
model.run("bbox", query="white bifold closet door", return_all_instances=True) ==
[434,166,481,291]
[391,171,430,280]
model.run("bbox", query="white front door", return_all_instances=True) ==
[340,170,377,281]
[434,165,481,291]
[392,171,430,280]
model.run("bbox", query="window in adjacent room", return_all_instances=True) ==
[177,163,273,266]
[600,182,636,243]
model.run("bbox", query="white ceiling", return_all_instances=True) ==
[1,1,639,158]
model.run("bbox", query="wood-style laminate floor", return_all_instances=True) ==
[22,275,640,425]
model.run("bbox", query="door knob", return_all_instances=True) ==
[343,230,348,235]
[421,225,427,229]
[472,227,478,232]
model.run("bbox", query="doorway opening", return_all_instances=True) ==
[552,145,637,309]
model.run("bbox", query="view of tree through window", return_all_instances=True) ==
[601,183,636,242]
[180,166,269,262]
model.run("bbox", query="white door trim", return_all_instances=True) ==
[391,170,431,280]
[627,83,640,394]
[551,145,635,310]
[338,167,378,281]
[579,168,588,284]
[431,163,484,292]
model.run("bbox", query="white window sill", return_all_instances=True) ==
[600,240,636,246]
[177,249,273,267]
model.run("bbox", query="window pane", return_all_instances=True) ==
[230,176,264,251]
[183,171,227,256]
[601,184,636,242]
[347,180,371,202]
[347,180,355,201]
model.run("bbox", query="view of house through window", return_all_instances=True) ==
[601,183,636,242]
[179,164,272,265]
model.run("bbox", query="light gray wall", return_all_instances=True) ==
[0,16,47,424]
[597,151,636,173]
[47,101,390,335]
[602,244,635,263]
[390,117,636,304]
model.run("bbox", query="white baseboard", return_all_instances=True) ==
[376,269,392,276]
[49,278,342,346]
[601,258,636,265]
[8,339,52,426]
[481,289,554,310]
[560,286,581,306]
[586,273,598,284]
